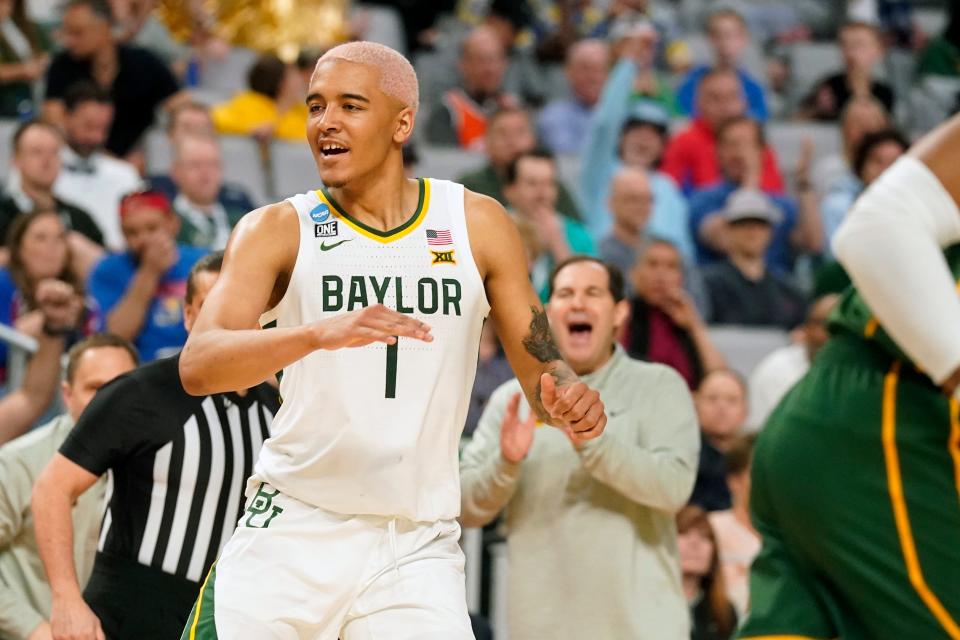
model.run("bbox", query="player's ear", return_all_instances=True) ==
[393,107,415,144]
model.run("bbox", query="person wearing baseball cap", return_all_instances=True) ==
[86,189,208,361]
[702,187,808,329]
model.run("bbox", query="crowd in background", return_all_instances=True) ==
[0,0,955,638]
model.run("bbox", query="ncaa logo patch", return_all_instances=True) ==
[309,202,331,223]
[431,249,456,265]
[314,221,339,237]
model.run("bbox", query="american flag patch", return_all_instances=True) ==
[426,229,453,246]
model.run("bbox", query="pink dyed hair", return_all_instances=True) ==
[314,41,419,113]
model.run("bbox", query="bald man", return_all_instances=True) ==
[598,167,655,281]
[177,41,607,639]
[538,39,609,154]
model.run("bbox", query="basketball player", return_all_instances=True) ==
[174,42,605,639]
[738,113,960,640]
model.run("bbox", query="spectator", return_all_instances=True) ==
[918,2,960,79]
[708,435,759,619]
[147,101,216,200]
[747,294,839,431]
[624,239,726,389]
[425,25,520,149]
[537,38,609,154]
[0,0,50,118]
[463,321,512,438]
[661,68,785,195]
[0,120,104,260]
[0,334,137,640]
[676,9,768,122]
[0,211,97,384]
[461,256,699,640]
[689,117,816,273]
[52,82,143,251]
[578,32,692,257]
[170,134,254,250]
[34,252,279,640]
[811,96,890,196]
[457,106,582,220]
[110,0,189,74]
[211,53,308,142]
[0,279,87,444]
[703,189,807,329]
[42,0,188,158]
[87,190,206,361]
[798,21,894,121]
[503,150,595,299]
[820,128,908,254]
[603,14,677,112]
[677,505,738,640]
[689,370,747,512]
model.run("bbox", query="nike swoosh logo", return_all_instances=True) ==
[320,239,353,251]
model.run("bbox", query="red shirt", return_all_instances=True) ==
[661,119,785,194]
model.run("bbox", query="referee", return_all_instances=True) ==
[33,251,280,640]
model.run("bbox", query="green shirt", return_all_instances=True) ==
[918,37,960,78]
[460,347,700,639]
[0,415,105,639]
[828,244,960,367]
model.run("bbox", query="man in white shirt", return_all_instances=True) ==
[53,82,142,250]
[746,293,839,431]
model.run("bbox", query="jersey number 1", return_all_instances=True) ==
[385,339,398,399]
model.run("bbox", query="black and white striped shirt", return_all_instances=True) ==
[60,355,279,584]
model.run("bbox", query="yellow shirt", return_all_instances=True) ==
[211,90,307,142]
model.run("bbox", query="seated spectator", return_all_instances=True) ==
[147,101,216,200]
[88,190,207,361]
[42,0,187,159]
[747,294,839,431]
[821,128,908,254]
[111,0,189,74]
[798,21,894,121]
[503,150,595,299]
[676,505,738,640]
[707,435,760,619]
[676,9,768,122]
[0,211,98,381]
[661,68,785,195]
[624,239,726,389]
[0,333,137,639]
[0,279,87,444]
[690,117,815,272]
[578,31,692,257]
[689,370,747,512]
[457,107,582,220]
[811,96,890,196]
[0,120,104,264]
[918,3,960,79]
[211,53,308,142]
[425,25,520,150]
[703,189,808,329]
[0,0,50,118]
[537,38,609,155]
[52,82,143,251]
[170,134,254,249]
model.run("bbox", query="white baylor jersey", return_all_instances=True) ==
[256,179,489,522]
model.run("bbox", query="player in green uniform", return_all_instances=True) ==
[739,115,960,640]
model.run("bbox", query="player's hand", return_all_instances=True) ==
[539,372,607,442]
[500,392,537,464]
[313,304,432,350]
[50,595,105,640]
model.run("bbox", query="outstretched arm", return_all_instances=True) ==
[179,202,433,395]
[466,192,606,440]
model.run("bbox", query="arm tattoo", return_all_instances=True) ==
[522,306,562,363]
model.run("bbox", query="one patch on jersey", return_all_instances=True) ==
[431,249,456,265]
[314,221,339,237]
[309,202,332,223]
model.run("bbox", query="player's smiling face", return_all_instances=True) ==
[547,261,629,376]
[306,59,414,188]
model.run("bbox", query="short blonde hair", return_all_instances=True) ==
[315,41,419,113]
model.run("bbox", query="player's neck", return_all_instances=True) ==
[326,167,419,231]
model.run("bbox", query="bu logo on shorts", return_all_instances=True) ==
[244,483,284,529]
